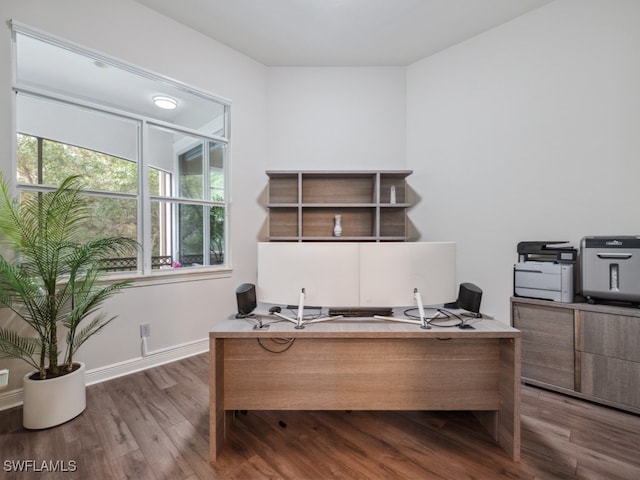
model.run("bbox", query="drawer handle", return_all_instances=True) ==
[596,253,632,260]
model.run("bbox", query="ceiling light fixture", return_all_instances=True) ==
[153,95,178,110]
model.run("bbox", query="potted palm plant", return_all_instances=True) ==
[0,174,137,429]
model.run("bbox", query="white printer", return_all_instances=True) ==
[514,241,576,303]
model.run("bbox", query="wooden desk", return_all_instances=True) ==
[209,314,521,462]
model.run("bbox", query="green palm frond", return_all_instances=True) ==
[0,173,137,377]
[0,176,24,248]
[0,328,41,371]
[0,256,51,337]
[66,313,116,362]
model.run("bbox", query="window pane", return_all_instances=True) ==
[17,134,137,194]
[19,192,138,272]
[151,202,224,269]
[147,125,178,188]
[16,93,140,187]
[150,200,174,269]
[148,126,208,201]
[86,195,137,242]
[176,205,226,266]
[18,192,137,243]
[179,144,204,200]
[210,142,225,202]
[17,134,138,194]
[210,206,225,265]
[178,204,204,266]
[148,167,171,197]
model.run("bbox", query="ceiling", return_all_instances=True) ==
[133,0,554,66]
[15,0,556,133]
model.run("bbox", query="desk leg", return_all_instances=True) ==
[473,337,520,461]
[209,337,225,463]
[498,337,521,461]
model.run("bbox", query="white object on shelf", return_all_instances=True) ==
[333,214,342,237]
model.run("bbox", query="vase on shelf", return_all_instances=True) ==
[390,185,396,204]
[333,214,342,237]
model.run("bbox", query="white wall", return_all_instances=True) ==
[267,67,406,170]
[0,0,268,395]
[407,0,640,324]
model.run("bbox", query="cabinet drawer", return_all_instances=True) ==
[512,303,574,389]
[580,353,640,409]
[579,311,640,362]
[513,304,574,346]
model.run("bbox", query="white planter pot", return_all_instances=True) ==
[22,362,86,429]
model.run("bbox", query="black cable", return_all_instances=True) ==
[257,337,295,353]
[243,315,266,329]
[404,307,462,327]
[286,307,326,320]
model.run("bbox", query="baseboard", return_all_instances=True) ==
[0,389,23,412]
[0,338,209,412]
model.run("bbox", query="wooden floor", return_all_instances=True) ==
[1,353,639,480]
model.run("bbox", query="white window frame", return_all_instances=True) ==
[11,22,232,280]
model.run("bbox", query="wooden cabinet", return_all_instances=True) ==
[266,170,412,242]
[512,302,575,390]
[578,311,640,409]
[512,297,640,414]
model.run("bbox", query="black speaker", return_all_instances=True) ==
[458,282,482,316]
[235,283,257,318]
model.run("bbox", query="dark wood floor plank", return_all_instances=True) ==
[84,382,140,460]
[119,369,187,430]
[179,355,210,384]
[229,410,331,479]
[144,364,179,390]
[575,450,640,480]
[338,409,514,480]
[66,438,122,480]
[162,378,210,440]
[519,416,579,479]
[216,423,287,480]
[2,352,640,480]
[161,359,208,391]
[305,410,435,480]
[0,407,28,474]
[263,410,388,480]
[106,377,196,480]
[164,419,224,480]
[109,448,158,480]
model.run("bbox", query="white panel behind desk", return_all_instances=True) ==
[360,242,456,307]
[257,242,360,306]
[257,242,456,307]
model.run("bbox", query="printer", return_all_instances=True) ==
[514,241,576,303]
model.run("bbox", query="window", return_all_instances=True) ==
[12,24,230,274]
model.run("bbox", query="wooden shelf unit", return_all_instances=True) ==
[266,170,412,242]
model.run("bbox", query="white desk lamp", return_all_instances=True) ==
[271,288,341,329]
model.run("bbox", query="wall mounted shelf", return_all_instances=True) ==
[266,170,412,242]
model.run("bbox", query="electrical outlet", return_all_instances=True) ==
[0,369,8,390]
[140,323,151,338]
